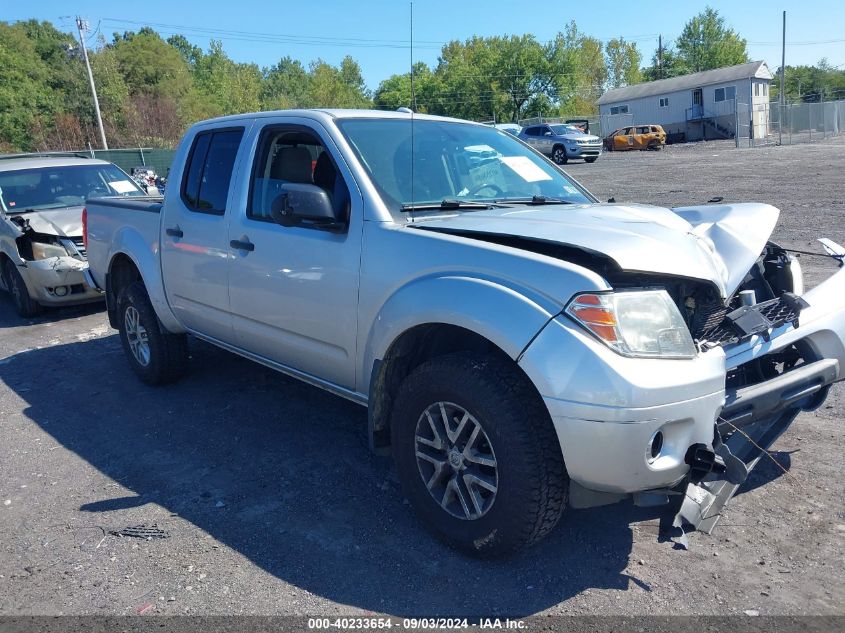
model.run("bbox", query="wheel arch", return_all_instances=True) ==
[105,248,183,333]
[367,322,550,455]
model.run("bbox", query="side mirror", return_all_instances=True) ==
[270,183,343,231]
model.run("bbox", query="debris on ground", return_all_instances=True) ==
[109,524,170,540]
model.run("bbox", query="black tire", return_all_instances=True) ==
[551,145,568,165]
[584,157,598,163]
[391,352,568,557]
[3,260,44,318]
[117,281,188,385]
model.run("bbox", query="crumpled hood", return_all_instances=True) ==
[7,206,84,238]
[412,202,780,298]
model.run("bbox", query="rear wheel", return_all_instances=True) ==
[117,281,188,385]
[3,260,43,318]
[551,145,568,165]
[391,352,568,557]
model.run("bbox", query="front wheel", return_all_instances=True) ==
[117,281,188,385]
[391,352,568,557]
[3,260,43,318]
[551,145,568,165]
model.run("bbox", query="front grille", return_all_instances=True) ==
[694,294,804,347]
[70,237,86,259]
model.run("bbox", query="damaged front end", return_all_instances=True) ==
[4,213,99,304]
[665,239,845,545]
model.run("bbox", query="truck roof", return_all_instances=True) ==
[189,108,480,129]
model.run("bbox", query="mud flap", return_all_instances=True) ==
[669,408,801,547]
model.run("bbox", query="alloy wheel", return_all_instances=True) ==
[414,401,498,520]
[124,305,151,366]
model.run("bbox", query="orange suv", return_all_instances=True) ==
[604,125,666,151]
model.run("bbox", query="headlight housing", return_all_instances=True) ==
[31,240,69,260]
[566,290,697,358]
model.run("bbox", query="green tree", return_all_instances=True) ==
[605,38,642,89]
[193,40,262,114]
[262,57,310,109]
[111,27,193,99]
[675,7,748,73]
[641,45,689,81]
[306,58,371,108]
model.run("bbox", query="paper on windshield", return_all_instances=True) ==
[109,180,138,194]
[499,156,552,183]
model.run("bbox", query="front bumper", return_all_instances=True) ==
[19,257,103,306]
[566,144,602,159]
[519,265,845,502]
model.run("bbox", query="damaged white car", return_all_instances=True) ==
[0,157,145,317]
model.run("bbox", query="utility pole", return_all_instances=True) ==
[657,35,663,79]
[75,16,108,150]
[779,10,786,145]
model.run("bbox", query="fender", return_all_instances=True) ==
[107,225,183,333]
[360,273,561,395]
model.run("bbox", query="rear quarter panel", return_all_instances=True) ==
[86,198,182,332]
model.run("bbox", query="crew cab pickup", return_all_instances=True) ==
[85,109,845,556]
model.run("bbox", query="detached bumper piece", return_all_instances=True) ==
[669,355,840,547]
[699,292,809,346]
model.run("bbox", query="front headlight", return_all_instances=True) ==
[31,240,69,260]
[566,290,697,358]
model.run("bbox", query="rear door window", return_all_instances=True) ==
[181,128,244,214]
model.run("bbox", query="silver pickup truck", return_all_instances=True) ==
[85,109,845,556]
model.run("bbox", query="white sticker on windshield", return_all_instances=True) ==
[499,156,552,182]
[109,180,138,194]
[564,185,579,194]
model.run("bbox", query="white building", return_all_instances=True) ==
[597,61,773,142]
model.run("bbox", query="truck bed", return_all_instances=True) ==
[85,195,165,296]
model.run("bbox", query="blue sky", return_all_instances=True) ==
[8,0,845,89]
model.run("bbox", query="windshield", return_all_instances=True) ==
[550,124,584,136]
[0,163,145,213]
[336,118,594,213]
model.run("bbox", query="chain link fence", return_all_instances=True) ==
[736,99,845,147]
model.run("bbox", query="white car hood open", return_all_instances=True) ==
[414,202,780,298]
[6,206,84,238]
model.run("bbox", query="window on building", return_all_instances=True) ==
[659,97,669,107]
[609,105,629,115]
[763,84,768,96]
[754,83,760,97]
[714,86,736,103]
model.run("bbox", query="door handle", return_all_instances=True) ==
[230,239,255,252]
[166,227,183,238]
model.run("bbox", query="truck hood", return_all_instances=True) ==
[6,206,84,237]
[412,202,780,298]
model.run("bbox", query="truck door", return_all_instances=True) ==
[160,126,247,343]
[226,120,363,388]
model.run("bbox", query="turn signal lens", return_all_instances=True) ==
[565,290,697,359]
[567,295,618,343]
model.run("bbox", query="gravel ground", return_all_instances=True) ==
[1,137,844,617]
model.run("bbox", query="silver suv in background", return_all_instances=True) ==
[0,157,145,317]
[519,123,603,164]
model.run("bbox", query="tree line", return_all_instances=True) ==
[1,7,841,153]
